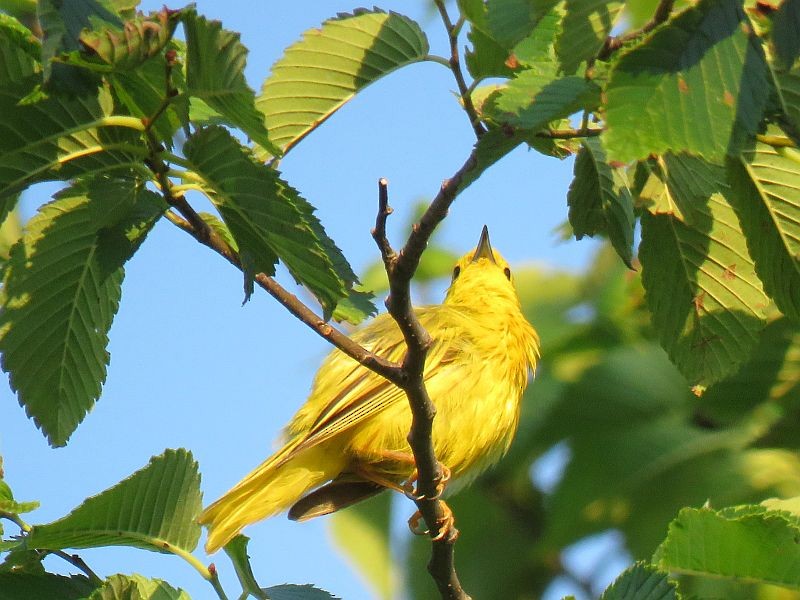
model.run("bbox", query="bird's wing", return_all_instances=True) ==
[277,308,463,466]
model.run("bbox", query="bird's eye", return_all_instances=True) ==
[503,267,512,280]
[452,265,461,280]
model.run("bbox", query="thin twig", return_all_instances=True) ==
[535,127,604,139]
[598,0,675,60]
[49,550,103,586]
[433,0,485,139]
[373,153,481,600]
[162,208,403,385]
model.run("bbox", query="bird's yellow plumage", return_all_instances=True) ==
[199,227,540,553]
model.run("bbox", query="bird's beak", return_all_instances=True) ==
[472,225,497,264]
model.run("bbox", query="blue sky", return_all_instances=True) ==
[1,1,600,598]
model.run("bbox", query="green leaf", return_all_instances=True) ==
[331,289,377,325]
[27,449,201,555]
[0,573,96,600]
[776,69,800,135]
[599,562,680,600]
[256,9,429,154]
[0,14,39,85]
[605,0,769,162]
[0,84,148,199]
[0,476,39,515]
[486,0,537,48]
[493,72,600,131]
[556,0,624,74]
[465,26,514,80]
[654,505,800,589]
[330,492,393,600]
[0,206,22,263]
[183,10,278,155]
[37,0,125,90]
[772,0,800,70]
[638,156,768,389]
[60,8,181,72]
[223,535,267,600]
[183,126,357,317]
[511,2,563,72]
[87,574,190,600]
[567,137,635,267]
[109,43,189,146]
[726,141,800,320]
[702,317,800,425]
[0,179,163,446]
[263,584,340,600]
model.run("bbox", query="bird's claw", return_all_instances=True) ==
[407,503,457,542]
[403,464,452,501]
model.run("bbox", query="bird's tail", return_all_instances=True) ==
[199,441,345,553]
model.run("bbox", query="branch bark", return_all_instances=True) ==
[434,0,485,139]
[371,145,481,599]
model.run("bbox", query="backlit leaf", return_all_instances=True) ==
[27,449,201,554]
[0,179,163,446]
[599,562,680,600]
[256,9,428,154]
[727,140,800,320]
[605,0,769,162]
[183,126,360,318]
[183,10,278,155]
[654,505,800,589]
[638,156,768,388]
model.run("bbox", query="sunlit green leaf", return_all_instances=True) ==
[486,0,537,48]
[0,83,148,200]
[183,10,278,155]
[87,574,190,600]
[639,156,768,389]
[0,179,163,446]
[494,72,599,131]
[599,562,680,600]
[655,505,800,589]
[605,0,769,162]
[256,9,429,155]
[556,0,624,74]
[183,126,360,318]
[27,449,201,554]
[0,13,39,84]
[727,140,800,320]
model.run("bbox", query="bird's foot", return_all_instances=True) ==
[407,502,457,542]
[403,463,451,501]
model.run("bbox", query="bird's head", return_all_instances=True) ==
[444,226,519,307]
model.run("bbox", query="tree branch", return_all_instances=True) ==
[372,150,480,599]
[598,0,675,60]
[535,127,604,139]
[162,208,403,385]
[49,550,103,586]
[434,0,485,139]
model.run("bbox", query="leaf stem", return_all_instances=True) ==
[95,116,148,131]
[433,0,485,139]
[0,512,31,532]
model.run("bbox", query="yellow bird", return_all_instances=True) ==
[199,226,540,553]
